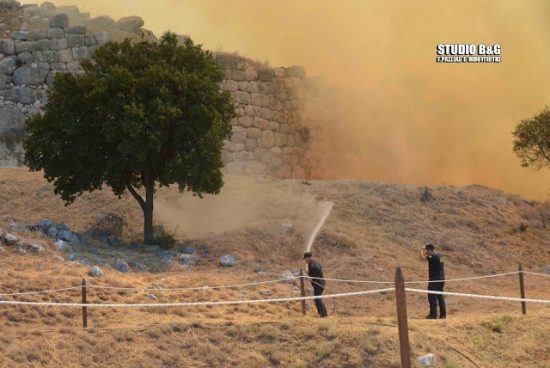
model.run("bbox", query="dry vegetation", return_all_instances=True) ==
[1,168,549,367]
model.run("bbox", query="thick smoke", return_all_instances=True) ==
[39,0,550,199]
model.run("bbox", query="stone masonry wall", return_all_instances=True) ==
[0,1,317,178]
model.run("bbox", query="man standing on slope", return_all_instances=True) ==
[303,252,328,318]
[421,244,446,319]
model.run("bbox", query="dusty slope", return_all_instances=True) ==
[0,168,549,367]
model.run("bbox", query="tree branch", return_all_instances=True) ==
[126,183,146,211]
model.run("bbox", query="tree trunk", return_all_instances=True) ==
[143,171,154,244]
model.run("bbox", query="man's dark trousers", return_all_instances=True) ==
[313,284,328,317]
[428,281,446,317]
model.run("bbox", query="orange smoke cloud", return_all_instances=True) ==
[30,0,550,199]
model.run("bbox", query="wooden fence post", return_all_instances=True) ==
[81,278,88,328]
[518,264,526,315]
[395,268,411,368]
[299,269,306,316]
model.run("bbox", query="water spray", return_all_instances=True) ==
[305,202,334,253]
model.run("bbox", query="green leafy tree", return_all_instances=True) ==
[513,107,550,170]
[24,33,235,244]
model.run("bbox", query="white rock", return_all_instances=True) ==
[417,353,436,367]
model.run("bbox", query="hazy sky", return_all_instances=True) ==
[29,0,550,199]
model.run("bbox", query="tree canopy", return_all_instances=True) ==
[513,107,550,170]
[24,32,235,243]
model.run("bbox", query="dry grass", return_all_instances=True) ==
[0,168,549,367]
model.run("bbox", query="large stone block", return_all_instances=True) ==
[67,34,85,48]
[85,35,97,47]
[27,31,47,41]
[0,56,17,75]
[260,130,274,148]
[244,104,262,117]
[13,63,50,85]
[0,105,25,133]
[224,141,245,153]
[237,116,253,127]
[15,41,38,53]
[17,51,33,64]
[55,49,74,63]
[232,91,250,104]
[292,165,306,179]
[49,13,69,29]
[12,31,30,41]
[66,61,82,71]
[285,66,306,78]
[0,39,15,55]
[246,127,261,139]
[274,164,292,178]
[224,79,238,92]
[230,126,247,144]
[94,31,109,45]
[47,27,65,39]
[72,46,89,61]
[36,39,52,51]
[0,0,21,10]
[253,117,269,129]
[88,15,115,28]
[0,74,10,89]
[5,86,37,104]
[50,38,68,51]
[245,138,258,150]
[116,16,144,32]
[274,133,288,146]
[67,26,87,34]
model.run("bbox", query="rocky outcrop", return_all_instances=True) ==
[0,2,320,178]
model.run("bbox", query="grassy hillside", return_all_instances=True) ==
[0,168,549,367]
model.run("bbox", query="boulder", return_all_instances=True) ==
[220,255,237,267]
[88,265,104,277]
[28,243,44,253]
[49,13,69,29]
[93,213,124,237]
[35,219,53,232]
[116,16,144,32]
[176,246,194,255]
[281,270,298,283]
[3,232,19,245]
[543,265,550,275]
[146,293,157,300]
[54,239,68,251]
[259,289,273,296]
[115,259,129,273]
[16,244,26,254]
[56,229,80,244]
[93,31,109,45]
[47,226,58,239]
[179,254,198,267]
[417,354,435,367]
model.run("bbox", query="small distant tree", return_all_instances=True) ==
[513,107,550,170]
[24,33,235,244]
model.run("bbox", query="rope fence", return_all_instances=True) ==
[1,265,548,368]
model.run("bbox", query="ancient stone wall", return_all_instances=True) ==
[0,1,318,178]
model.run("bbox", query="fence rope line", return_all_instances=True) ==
[522,271,550,278]
[405,288,550,304]
[1,270,543,296]
[0,286,81,296]
[304,271,522,285]
[0,287,395,308]
[87,278,292,292]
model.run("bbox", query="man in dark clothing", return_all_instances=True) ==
[303,252,328,317]
[421,244,446,319]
